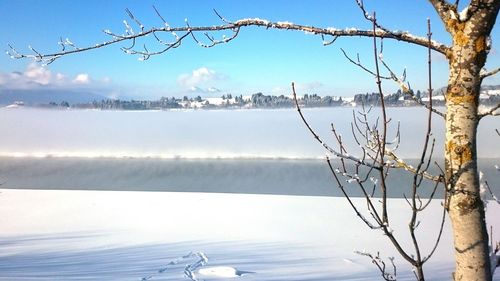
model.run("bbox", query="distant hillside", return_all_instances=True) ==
[481,84,500,94]
[0,88,106,106]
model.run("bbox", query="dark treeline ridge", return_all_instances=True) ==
[44,87,500,110]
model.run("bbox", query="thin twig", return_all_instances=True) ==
[291,83,378,168]
[371,11,389,225]
[341,48,392,79]
[355,251,397,281]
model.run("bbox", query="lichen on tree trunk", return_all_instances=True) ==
[443,5,498,279]
[445,82,492,281]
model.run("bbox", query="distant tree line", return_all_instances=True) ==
[44,88,500,110]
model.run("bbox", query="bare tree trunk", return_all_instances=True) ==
[445,72,491,281]
[442,3,499,279]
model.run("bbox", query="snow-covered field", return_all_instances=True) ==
[1,189,499,280]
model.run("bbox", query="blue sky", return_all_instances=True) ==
[1,0,499,99]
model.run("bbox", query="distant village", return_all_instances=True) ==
[5,86,500,110]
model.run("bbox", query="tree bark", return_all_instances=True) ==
[441,2,499,280]
[445,66,491,281]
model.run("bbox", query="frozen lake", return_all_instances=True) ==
[0,107,498,159]
[0,107,498,280]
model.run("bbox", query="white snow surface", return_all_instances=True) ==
[1,189,499,280]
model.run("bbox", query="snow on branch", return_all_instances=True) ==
[290,14,446,280]
[293,79,444,276]
[493,242,500,273]
[481,67,500,79]
[354,250,397,281]
[348,8,446,119]
[428,0,456,23]
[479,102,500,118]
[479,171,500,206]
[291,82,379,169]
[341,48,446,119]
[7,7,449,65]
[489,227,500,275]
[355,0,392,34]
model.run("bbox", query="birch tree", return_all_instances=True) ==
[431,1,499,280]
[8,0,500,280]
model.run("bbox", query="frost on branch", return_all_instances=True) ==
[7,5,449,65]
[479,171,500,209]
[289,12,446,281]
[355,250,397,281]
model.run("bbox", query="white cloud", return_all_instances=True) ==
[55,73,66,81]
[0,64,97,89]
[73,73,91,84]
[23,63,53,85]
[177,67,225,89]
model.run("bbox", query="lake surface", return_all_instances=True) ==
[1,157,499,199]
[0,107,498,197]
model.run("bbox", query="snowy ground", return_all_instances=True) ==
[0,189,499,280]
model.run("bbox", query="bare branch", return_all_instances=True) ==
[483,179,500,204]
[292,83,380,169]
[479,102,500,118]
[428,0,455,23]
[7,8,449,64]
[295,80,439,278]
[339,30,445,118]
[481,67,500,79]
[321,34,339,46]
[378,51,445,118]
[408,18,433,264]
[355,251,397,281]
[341,48,392,79]
[213,9,233,24]
[152,5,169,27]
[355,0,391,34]
[326,158,380,229]
[412,20,447,266]
[488,227,500,276]
[125,8,145,33]
[422,197,446,263]
[371,12,389,225]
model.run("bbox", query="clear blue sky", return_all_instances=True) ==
[1,0,499,99]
